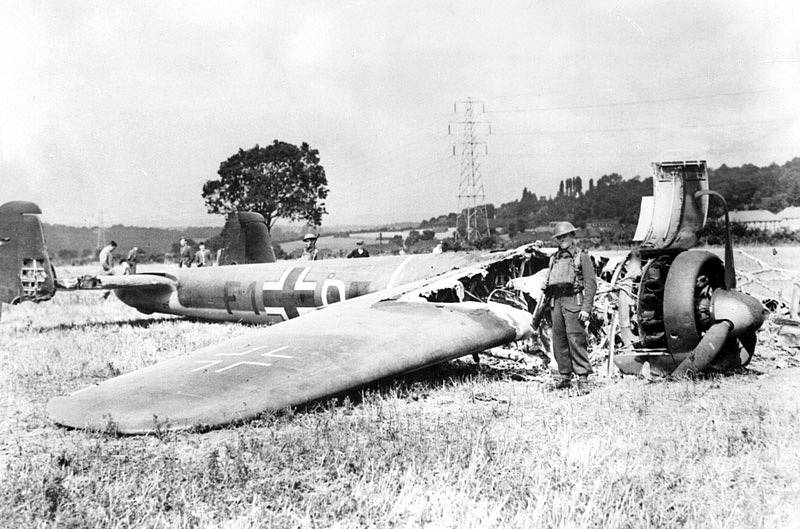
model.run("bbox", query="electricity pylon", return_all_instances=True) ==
[449,97,491,242]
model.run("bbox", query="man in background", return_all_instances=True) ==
[347,240,369,258]
[301,233,319,261]
[98,241,117,275]
[98,240,117,299]
[179,238,192,268]
[194,242,212,267]
[122,246,140,275]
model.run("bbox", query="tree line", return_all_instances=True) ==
[420,158,800,237]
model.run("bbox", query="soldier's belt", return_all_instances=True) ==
[545,284,577,297]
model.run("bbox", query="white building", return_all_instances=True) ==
[778,206,800,232]
[727,210,782,232]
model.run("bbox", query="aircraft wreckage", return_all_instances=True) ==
[0,161,767,433]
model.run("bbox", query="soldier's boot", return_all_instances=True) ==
[552,375,572,390]
[575,375,591,395]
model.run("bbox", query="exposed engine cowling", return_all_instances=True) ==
[613,161,766,377]
[615,249,765,376]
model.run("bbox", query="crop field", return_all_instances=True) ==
[2,250,800,528]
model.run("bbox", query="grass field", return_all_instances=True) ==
[1,252,800,528]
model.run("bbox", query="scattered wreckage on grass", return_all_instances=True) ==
[0,161,772,433]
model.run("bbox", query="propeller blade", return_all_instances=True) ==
[672,321,732,378]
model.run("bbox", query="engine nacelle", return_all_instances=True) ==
[612,160,765,377]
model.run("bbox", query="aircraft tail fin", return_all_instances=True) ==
[217,211,276,265]
[0,202,56,311]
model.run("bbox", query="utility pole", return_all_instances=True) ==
[449,97,491,242]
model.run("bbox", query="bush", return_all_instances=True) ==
[698,221,800,246]
[420,230,435,241]
[405,230,421,246]
[473,236,497,250]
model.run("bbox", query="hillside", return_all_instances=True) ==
[502,158,800,229]
[42,224,222,257]
[420,158,800,234]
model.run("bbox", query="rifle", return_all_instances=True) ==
[531,291,550,328]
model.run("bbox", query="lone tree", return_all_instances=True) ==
[202,140,328,232]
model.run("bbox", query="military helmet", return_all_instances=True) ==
[552,221,577,239]
[303,233,318,241]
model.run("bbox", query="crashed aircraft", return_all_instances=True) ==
[0,160,766,433]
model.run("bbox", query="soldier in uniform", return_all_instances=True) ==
[545,222,597,390]
[301,233,319,261]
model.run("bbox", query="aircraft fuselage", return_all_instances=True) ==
[114,253,495,323]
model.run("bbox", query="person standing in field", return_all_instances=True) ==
[98,241,117,275]
[179,238,192,268]
[193,242,212,267]
[98,240,118,299]
[544,222,597,391]
[122,246,140,275]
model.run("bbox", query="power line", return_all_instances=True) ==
[485,61,791,103]
[490,117,797,136]
[490,88,782,114]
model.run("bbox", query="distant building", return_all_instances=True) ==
[778,207,800,232]
[349,227,457,241]
[532,225,555,237]
[585,218,618,234]
[726,210,782,232]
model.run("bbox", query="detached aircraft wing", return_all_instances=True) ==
[48,265,531,434]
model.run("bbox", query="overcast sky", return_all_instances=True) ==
[1,1,798,228]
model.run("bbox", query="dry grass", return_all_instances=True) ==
[1,262,800,528]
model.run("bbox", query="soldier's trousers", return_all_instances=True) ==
[551,295,593,378]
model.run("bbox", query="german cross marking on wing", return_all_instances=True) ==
[191,360,222,372]
[215,361,273,373]
[216,345,292,358]
[260,345,293,358]
[191,346,293,373]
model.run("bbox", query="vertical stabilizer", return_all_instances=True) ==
[0,202,56,309]
[217,211,276,265]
